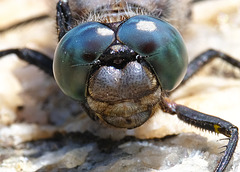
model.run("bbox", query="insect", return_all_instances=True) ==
[0,0,239,171]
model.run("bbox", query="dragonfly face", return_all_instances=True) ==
[0,1,239,171]
[53,1,188,128]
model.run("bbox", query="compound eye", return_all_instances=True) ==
[53,22,114,101]
[117,15,188,91]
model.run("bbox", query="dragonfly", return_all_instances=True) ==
[0,0,239,171]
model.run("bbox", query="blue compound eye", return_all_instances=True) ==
[117,15,188,91]
[53,22,115,101]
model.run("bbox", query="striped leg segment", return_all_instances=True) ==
[161,97,238,172]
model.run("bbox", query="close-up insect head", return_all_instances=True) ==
[0,0,240,171]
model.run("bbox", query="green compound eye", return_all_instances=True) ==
[53,22,115,101]
[117,15,188,91]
